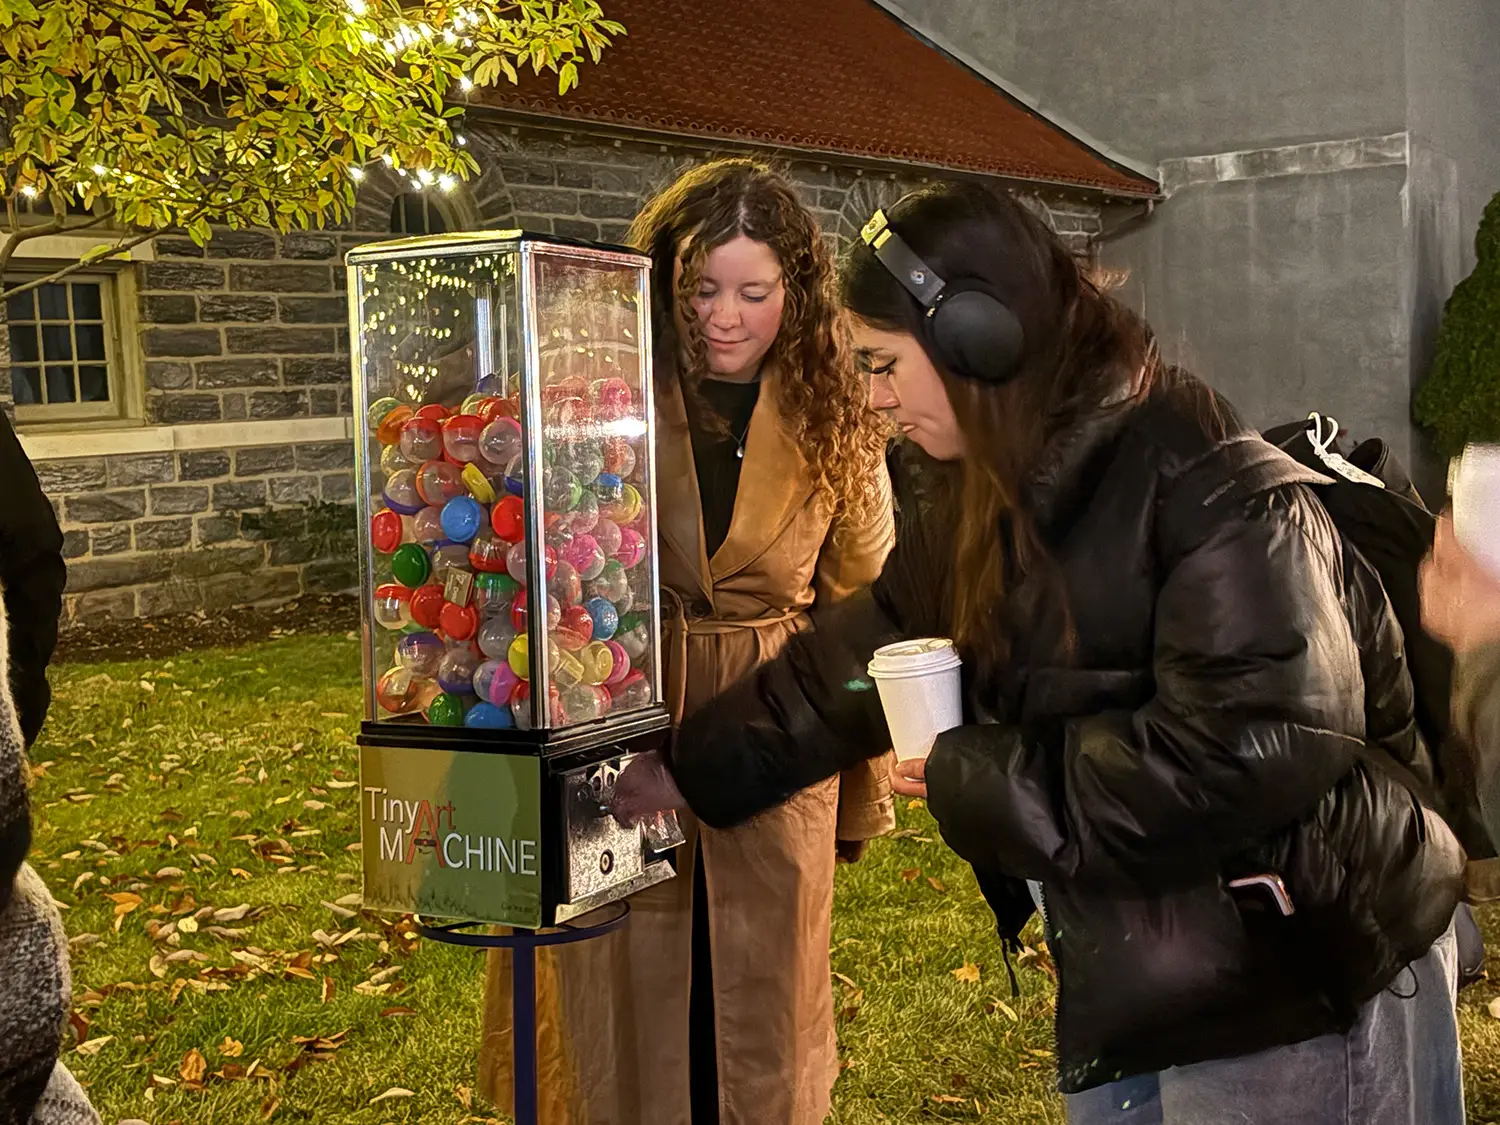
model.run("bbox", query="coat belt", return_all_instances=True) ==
[661,586,802,723]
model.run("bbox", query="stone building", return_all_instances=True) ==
[5,0,1157,626]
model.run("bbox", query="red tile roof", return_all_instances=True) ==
[474,0,1158,197]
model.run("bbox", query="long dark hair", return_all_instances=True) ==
[628,158,885,530]
[840,182,1162,673]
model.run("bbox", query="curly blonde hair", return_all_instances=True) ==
[627,158,886,531]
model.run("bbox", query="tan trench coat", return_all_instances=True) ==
[477,369,896,1125]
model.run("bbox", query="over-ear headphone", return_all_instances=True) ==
[859,207,1025,384]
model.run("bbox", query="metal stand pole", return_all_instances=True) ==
[414,904,631,1125]
[512,938,539,1125]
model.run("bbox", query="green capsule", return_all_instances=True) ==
[427,692,465,727]
[390,542,431,588]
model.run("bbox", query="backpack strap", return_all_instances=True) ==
[1156,434,1332,561]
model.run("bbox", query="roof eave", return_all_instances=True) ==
[467,104,1163,202]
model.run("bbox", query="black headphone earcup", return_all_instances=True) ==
[929,289,1026,384]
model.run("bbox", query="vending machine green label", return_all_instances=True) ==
[359,745,543,929]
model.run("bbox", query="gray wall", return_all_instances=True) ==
[883,0,1406,162]
[885,0,1500,488]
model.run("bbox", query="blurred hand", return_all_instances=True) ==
[1421,514,1500,654]
[890,757,928,800]
[835,839,868,864]
[610,751,686,828]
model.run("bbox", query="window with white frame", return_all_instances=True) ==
[5,274,124,423]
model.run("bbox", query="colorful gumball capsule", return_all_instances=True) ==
[427,692,465,726]
[508,634,531,680]
[615,528,647,569]
[480,417,524,468]
[602,437,636,478]
[412,505,445,544]
[579,641,614,686]
[473,572,519,616]
[603,640,631,686]
[592,518,623,559]
[549,558,582,605]
[440,495,484,544]
[376,666,439,715]
[373,583,413,630]
[461,463,496,505]
[464,701,513,729]
[370,508,405,554]
[491,494,525,542]
[395,630,444,676]
[478,616,517,659]
[439,600,479,642]
[473,658,521,706]
[593,472,624,506]
[437,647,481,694]
[409,583,446,629]
[442,414,484,464]
[416,460,465,507]
[557,604,594,651]
[382,468,424,515]
[585,596,620,641]
[469,531,509,574]
[593,376,633,420]
[414,403,451,423]
[376,403,415,446]
[390,542,431,588]
[400,416,443,464]
[430,543,472,582]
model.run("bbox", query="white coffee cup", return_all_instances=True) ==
[1452,444,1500,582]
[867,638,964,762]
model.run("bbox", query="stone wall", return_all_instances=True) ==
[18,122,1103,627]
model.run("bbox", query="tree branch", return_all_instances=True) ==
[0,211,69,278]
[0,227,161,299]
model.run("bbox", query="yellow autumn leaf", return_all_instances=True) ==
[179,1048,207,1083]
[220,1036,244,1058]
[952,962,981,984]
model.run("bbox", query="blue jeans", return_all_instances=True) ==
[1066,920,1464,1125]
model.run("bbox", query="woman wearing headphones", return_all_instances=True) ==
[614,182,1467,1124]
[478,158,895,1125]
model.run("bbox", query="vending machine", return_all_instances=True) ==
[347,232,681,929]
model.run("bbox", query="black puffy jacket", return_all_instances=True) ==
[670,374,1465,1093]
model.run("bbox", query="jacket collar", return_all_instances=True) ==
[654,364,816,601]
[1024,370,1144,535]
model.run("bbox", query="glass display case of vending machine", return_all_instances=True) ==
[348,232,681,929]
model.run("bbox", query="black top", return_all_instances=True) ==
[685,377,761,559]
[669,375,1464,1094]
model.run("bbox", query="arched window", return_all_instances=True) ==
[389,193,450,236]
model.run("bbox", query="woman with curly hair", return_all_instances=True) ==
[477,158,896,1125]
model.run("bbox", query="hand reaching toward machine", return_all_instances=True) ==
[610,751,686,828]
[1422,514,1500,654]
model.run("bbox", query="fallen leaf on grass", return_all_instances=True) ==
[207,926,249,940]
[985,998,1019,1021]
[320,900,357,920]
[177,917,199,934]
[155,867,184,880]
[231,868,252,880]
[380,1006,417,1018]
[900,868,920,882]
[166,949,208,963]
[930,1094,965,1104]
[455,1086,473,1109]
[953,962,982,984]
[260,1094,280,1119]
[107,892,143,915]
[214,904,253,923]
[334,893,362,907]
[321,976,335,1003]
[220,1037,244,1058]
[1489,997,1500,1020]
[180,1048,207,1083]
[303,800,328,810]
[76,1036,114,1056]
[371,1088,415,1104]
[369,965,402,985]
[927,877,947,893]
[68,1011,89,1045]
[68,933,100,951]
[325,779,357,789]
[149,954,167,979]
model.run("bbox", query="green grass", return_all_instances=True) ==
[23,634,1500,1124]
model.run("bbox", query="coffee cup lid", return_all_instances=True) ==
[868,637,961,677]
